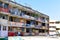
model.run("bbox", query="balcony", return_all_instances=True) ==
[21,15,35,20]
[30,25,35,28]
[0,7,9,14]
[22,15,30,19]
[8,22,25,27]
[42,26,46,29]
[41,20,45,23]
[45,20,48,23]
[35,25,41,29]
[40,18,45,23]
[36,18,42,22]
[35,17,45,22]
[24,33,30,36]
[26,24,35,28]
[26,24,31,28]
[30,16,35,20]
[0,18,8,26]
[39,33,48,36]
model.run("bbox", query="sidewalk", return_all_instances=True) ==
[8,36,60,40]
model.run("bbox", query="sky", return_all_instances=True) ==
[14,0,60,20]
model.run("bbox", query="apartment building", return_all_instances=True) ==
[49,20,60,36]
[0,0,49,37]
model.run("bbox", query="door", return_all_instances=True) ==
[1,25,8,37]
[0,25,1,37]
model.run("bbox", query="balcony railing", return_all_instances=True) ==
[39,33,47,36]
[42,26,46,29]
[22,15,30,19]
[30,16,35,20]
[22,15,35,20]
[8,22,25,27]
[30,25,35,27]
[35,25,41,29]
[25,24,36,28]
[0,7,9,13]
[0,18,8,26]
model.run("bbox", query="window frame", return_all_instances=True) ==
[4,3,9,8]
[3,26,7,31]
[0,2,3,7]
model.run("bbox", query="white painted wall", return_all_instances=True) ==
[49,20,60,34]
[49,28,56,30]
[0,25,8,37]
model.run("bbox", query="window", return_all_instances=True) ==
[31,14,35,17]
[0,2,3,7]
[50,22,54,24]
[3,26,6,31]
[20,28,24,32]
[26,13,30,16]
[0,14,8,20]
[35,14,38,19]
[42,17,45,20]
[26,20,30,24]
[2,15,8,20]
[42,23,45,26]
[8,27,12,31]
[2,16,6,19]
[26,28,30,33]
[36,21,38,25]
[9,8,13,13]
[13,8,18,15]
[4,3,9,8]
[9,16,13,21]
[0,25,1,30]
[20,11,26,16]
[55,21,60,24]
[39,29,45,33]
[41,17,45,21]
[30,20,35,24]
[14,18,20,22]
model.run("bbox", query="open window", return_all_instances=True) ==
[26,20,30,24]
[9,16,13,21]
[36,21,38,25]
[26,28,31,33]
[4,3,9,8]
[26,12,31,16]
[35,14,39,19]
[14,17,20,22]
[30,20,35,25]
[20,11,26,16]
[41,17,45,22]
[0,14,8,20]
[42,23,45,26]
[8,27,12,31]
[3,26,7,31]
[39,29,45,33]
[31,13,35,17]
[0,2,3,7]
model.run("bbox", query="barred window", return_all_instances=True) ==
[3,26,6,31]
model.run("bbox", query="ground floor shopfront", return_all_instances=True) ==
[0,25,48,37]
